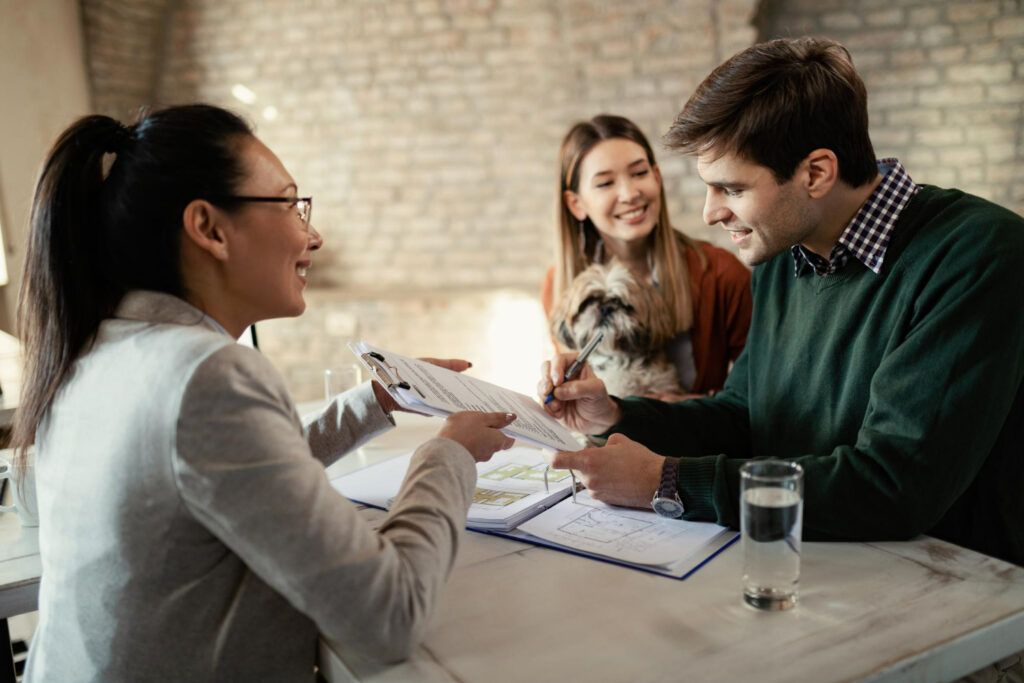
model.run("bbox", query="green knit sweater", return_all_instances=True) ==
[610,186,1024,565]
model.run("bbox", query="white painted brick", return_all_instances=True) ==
[948,63,1013,84]
[908,6,941,25]
[888,109,943,127]
[993,15,1024,38]
[918,84,986,106]
[866,66,940,88]
[921,25,956,45]
[821,11,863,30]
[866,9,904,26]
[940,146,985,166]
[928,45,969,63]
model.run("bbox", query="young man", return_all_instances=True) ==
[540,37,1024,567]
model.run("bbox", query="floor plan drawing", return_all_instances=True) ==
[473,487,530,507]
[558,507,654,544]
[481,462,571,484]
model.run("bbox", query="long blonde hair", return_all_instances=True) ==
[553,115,706,334]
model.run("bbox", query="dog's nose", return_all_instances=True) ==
[599,303,615,319]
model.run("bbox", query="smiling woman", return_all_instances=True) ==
[178,136,324,338]
[543,114,753,401]
[11,103,516,681]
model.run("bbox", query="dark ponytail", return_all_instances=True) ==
[12,104,253,464]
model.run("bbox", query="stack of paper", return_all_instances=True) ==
[349,341,583,453]
[332,447,574,533]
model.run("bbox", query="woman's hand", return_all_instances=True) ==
[538,352,620,435]
[371,358,473,416]
[438,411,517,462]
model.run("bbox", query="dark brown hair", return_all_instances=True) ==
[554,114,706,336]
[12,104,252,472]
[664,37,878,187]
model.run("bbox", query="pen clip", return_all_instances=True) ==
[544,331,605,405]
[567,331,604,380]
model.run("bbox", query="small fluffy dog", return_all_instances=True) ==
[551,262,683,397]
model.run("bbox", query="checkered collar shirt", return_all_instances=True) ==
[792,159,919,277]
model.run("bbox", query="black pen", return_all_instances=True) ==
[544,331,604,405]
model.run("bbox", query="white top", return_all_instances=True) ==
[25,291,478,682]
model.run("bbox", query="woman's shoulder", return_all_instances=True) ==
[190,340,288,402]
[541,265,555,317]
[542,265,555,288]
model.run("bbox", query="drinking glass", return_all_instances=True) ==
[0,451,38,527]
[740,460,803,611]
[324,364,362,401]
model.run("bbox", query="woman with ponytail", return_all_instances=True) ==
[14,105,515,681]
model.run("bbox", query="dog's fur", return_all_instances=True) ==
[551,262,682,397]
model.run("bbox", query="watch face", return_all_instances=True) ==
[652,497,684,518]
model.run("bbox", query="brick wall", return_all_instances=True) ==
[79,0,1022,400]
[81,0,173,119]
[152,0,757,295]
[83,0,761,398]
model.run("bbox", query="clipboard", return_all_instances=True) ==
[349,341,583,452]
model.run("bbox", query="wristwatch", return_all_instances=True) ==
[651,457,684,518]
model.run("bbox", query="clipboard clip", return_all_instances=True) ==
[544,465,581,504]
[361,351,425,398]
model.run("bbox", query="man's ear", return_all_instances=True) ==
[563,190,587,221]
[182,199,230,261]
[803,149,839,199]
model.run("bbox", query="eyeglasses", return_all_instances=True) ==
[206,195,313,230]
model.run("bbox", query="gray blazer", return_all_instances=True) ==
[24,291,477,682]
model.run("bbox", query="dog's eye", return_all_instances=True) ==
[607,297,634,313]
[579,296,601,311]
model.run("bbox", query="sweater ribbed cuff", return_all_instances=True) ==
[594,396,638,439]
[676,455,719,522]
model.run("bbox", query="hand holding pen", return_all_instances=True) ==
[544,331,604,404]
[541,331,604,504]
[539,331,621,438]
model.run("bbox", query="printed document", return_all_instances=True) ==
[516,490,735,576]
[332,447,574,532]
[350,340,582,452]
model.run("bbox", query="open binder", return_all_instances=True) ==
[332,448,738,581]
[350,341,583,453]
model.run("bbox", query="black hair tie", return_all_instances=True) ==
[106,122,133,155]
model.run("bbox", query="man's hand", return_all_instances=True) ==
[548,433,664,508]
[437,411,516,462]
[643,391,705,402]
[538,352,620,435]
[372,358,473,416]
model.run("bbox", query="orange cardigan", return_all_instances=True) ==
[541,242,752,394]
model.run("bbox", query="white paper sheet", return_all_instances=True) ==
[331,447,575,532]
[516,490,734,570]
[351,341,583,452]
